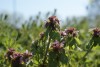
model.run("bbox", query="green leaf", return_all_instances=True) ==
[59,50,68,65]
[50,31,61,41]
[48,51,60,67]
[74,37,82,45]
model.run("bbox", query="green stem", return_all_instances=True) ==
[68,48,71,67]
[43,36,51,65]
[82,44,94,60]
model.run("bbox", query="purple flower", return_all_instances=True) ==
[5,48,32,67]
[11,53,23,67]
[48,16,59,24]
[93,28,100,37]
[65,27,78,37]
[45,16,60,30]
[51,40,64,52]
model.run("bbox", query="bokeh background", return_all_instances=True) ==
[0,0,100,27]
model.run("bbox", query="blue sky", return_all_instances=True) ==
[0,0,88,19]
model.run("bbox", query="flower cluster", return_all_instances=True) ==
[60,27,78,37]
[51,40,64,52]
[45,16,60,30]
[5,48,32,67]
[92,28,100,37]
[65,27,78,37]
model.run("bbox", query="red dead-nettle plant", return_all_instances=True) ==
[82,28,100,60]
[31,16,81,67]
[5,48,32,67]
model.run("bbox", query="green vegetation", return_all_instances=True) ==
[0,14,100,67]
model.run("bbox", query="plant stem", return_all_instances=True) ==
[82,44,94,60]
[43,36,51,65]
